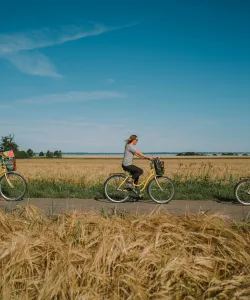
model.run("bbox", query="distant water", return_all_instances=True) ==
[63,152,177,157]
[62,152,250,157]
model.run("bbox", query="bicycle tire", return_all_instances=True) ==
[148,176,175,204]
[104,174,129,203]
[0,172,27,201]
[234,179,250,206]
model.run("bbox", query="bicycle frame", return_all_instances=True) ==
[117,162,163,192]
[0,159,15,188]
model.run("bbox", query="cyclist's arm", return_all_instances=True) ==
[135,150,151,160]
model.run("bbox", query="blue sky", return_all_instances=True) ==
[0,0,249,152]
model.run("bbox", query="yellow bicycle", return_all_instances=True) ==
[0,154,27,201]
[104,158,175,204]
[234,177,250,205]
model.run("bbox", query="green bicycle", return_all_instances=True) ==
[104,158,175,204]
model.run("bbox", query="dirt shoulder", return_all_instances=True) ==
[1,198,250,222]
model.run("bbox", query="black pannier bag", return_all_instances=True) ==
[154,158,164,175]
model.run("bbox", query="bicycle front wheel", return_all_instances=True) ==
[148,176,175,204]
[104,174,129,203]
[0,173,27,201]
[235,179,250,206]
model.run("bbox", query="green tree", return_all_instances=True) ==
[27,149,35,157]
[176,152,204,156]
[15,151,29,159]
[54,150,62,158]
[1,134,19,152]
[46,150,54,158]
[221,152,235,156]
[39,151,45,157]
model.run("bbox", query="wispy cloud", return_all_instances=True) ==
[0,118,128,151]
[0,22,136,77]
[5,51,62,78]
[0,23,135,54]
[17,90,126,104]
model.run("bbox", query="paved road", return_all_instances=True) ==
[1,197,250,222]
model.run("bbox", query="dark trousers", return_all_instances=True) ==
[122,164,143,185]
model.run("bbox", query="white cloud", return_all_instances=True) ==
[4,51,62,77]
[0,22,137,77]
[17,90,125,104]
[0,23,134,54]
[0,118,127,152]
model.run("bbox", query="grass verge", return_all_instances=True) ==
[25,179,236,202]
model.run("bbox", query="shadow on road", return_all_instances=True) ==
[94,197,156,204]
[213,195,240,205]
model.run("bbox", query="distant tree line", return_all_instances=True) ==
[176,152,248,156]
[1,134,62,158]
[176,152,204,156]
[38,150,62,158]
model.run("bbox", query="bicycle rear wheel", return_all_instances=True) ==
[235,179,250,206]
[104,174,129,203]
[0,172,27,201]
[148,176,175,204]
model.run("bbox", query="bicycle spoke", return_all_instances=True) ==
[235,180,250,205]
[0,173,27,201]
[148,176,174,204]
[104,175,129,203]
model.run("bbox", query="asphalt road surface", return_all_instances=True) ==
[1,197,250,222]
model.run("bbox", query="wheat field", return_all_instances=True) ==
[16,157,250,185]
[1,159,250,299]
[0,206,250,299]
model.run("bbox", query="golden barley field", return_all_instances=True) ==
[0,206,250,299]
[16,157,250,185]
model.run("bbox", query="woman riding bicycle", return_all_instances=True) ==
[122,135,152,188]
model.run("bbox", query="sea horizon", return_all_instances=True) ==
[58,151,250,157]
